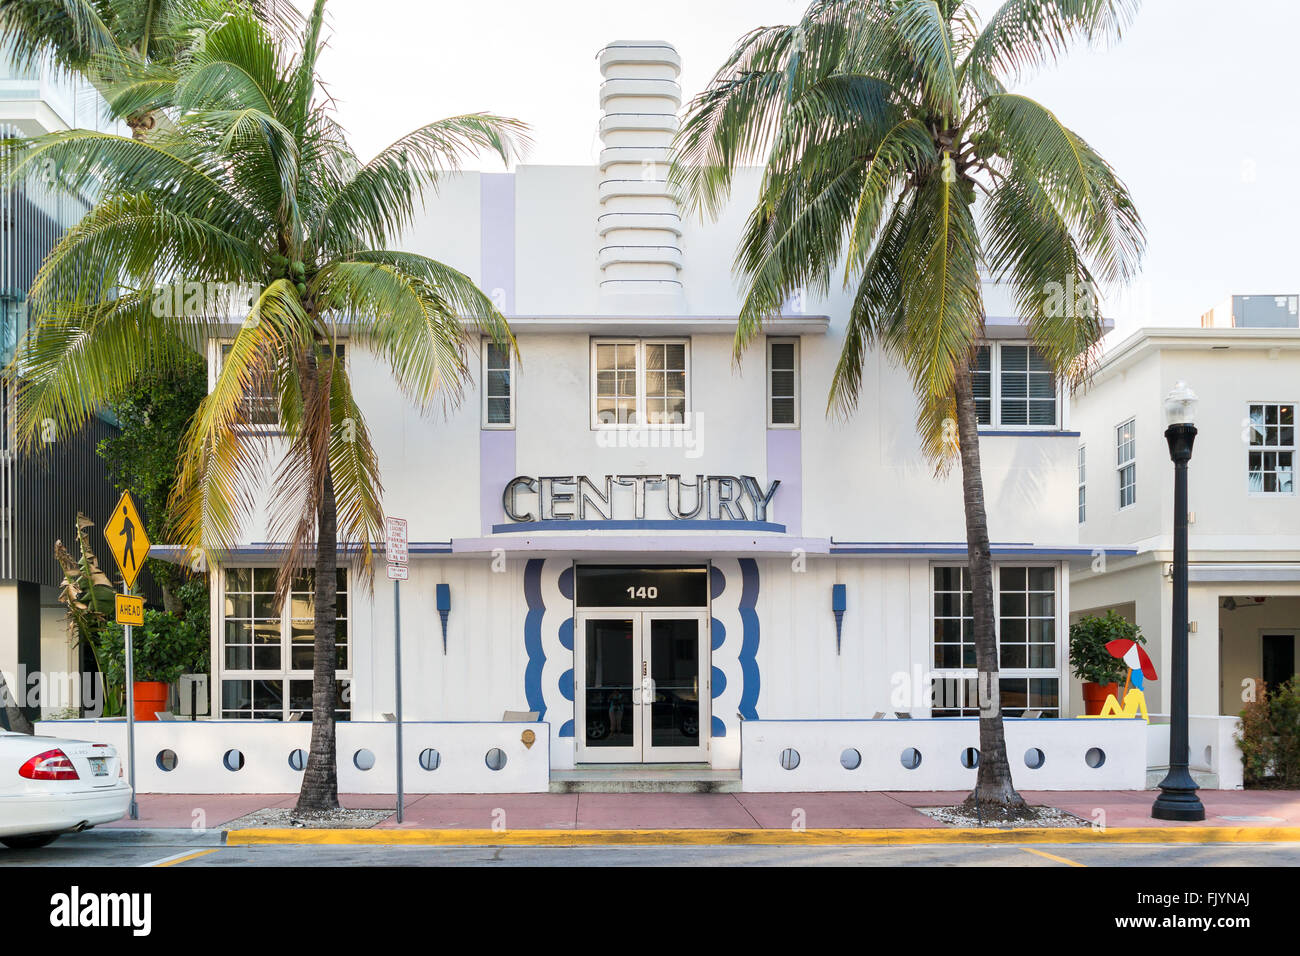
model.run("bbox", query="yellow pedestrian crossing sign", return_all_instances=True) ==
[105,491,150,590]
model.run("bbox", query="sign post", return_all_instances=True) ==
[104,491,150,821]
[385,516,408,823]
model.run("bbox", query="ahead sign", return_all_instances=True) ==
[115,593,145,626]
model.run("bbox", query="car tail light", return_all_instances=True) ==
[19,749,80,781]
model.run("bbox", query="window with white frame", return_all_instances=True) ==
[482,339,514,428]
[767,337,799,427]
[591,339,688,426]
[1116,418,1136,508]
[970,343,1058,427]
[1247,402,1295,494]
[1077,444,1087,523]
[930,565,1060,717]
[217,343,344,428]
[220,567,350,721]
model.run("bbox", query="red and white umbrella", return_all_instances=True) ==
[1106,639,1157,681]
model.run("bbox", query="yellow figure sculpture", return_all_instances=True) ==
[1082,638,1157,722]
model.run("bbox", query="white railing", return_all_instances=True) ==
[741,718,1148,792]
[33,720,550,795]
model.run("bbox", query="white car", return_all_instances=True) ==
[0,730,133,849]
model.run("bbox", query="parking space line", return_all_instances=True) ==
[143,848,220,867]
[1020,847,1085,867]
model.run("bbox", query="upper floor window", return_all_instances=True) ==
[1248,403,1295,494]
[971,343,1057,428]
[1077,444,1087,523]
[591,339,689,427]
[217,342,344,429]
[482,339,514,428]
[767,337,800,427]
[1116,418,1136,509]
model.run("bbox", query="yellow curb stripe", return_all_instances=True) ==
[152,848,220,867]
[223,826,1300,847]
[1021,846,1086,867]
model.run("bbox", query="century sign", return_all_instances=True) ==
[502,474,781,523]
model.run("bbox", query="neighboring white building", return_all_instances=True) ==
[65,41,1152,794]
[1071,318,1300,728]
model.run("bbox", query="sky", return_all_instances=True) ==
[292,0,1300,336]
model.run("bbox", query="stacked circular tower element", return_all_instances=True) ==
[596,41,685,314]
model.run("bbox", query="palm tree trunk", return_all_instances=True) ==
[953,363,1026,811]
[295,463,340,812]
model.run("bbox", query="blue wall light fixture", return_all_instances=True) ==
[436,583,451,654]
[832,584,846,655]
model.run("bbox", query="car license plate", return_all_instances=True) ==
[88,757,108,776]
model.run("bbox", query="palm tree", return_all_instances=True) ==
[672,0,1144,811]
[3,0,526,811]
[0,0,297,138]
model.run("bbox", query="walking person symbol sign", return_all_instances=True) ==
[104,491,150,820]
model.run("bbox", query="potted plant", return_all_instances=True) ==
[1069,611,1147,715]
[98,610,210,721]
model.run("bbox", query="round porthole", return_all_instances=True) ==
[156,749,178,772]
[840,748,861,771]
[960,747,980,769]
[288,749,307,772]
[485,748,507,771]
[900,747,922,770]
[1024,747,1046,770]
[1085,747,1106,769]
[353,749,376,771]
[222,749,244,772]
[419,748,441,771]
[779,748,800,770]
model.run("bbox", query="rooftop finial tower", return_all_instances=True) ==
[596,41,684,314]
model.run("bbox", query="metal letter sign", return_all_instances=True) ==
[104,491,150,590]
[115,594,145,626]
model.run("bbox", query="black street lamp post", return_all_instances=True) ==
[1152,381,1206,822]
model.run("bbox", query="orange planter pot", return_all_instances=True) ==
[1081,682,1119,716]
[133,682,170,721]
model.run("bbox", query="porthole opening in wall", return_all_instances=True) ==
[779,748,800,770]
[288,749,307,772]
[960,747,980,769]
[419,748,441,771]
[156,749,178,772]
[223,749,244,772]
[1024,747,1046,770]
[353,749,375,771]
[900,747,922,770]
[485,748,507,771]
[1085,747,1106,769]
[840,748,861,771]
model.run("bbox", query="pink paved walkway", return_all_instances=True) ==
[101,789,1300,831]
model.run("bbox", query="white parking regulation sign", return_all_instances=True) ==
[385,515,408,565]
[386,563,409,580]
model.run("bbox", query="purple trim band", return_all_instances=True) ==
[766,428,802,536]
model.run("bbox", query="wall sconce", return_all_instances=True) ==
[436,583,451,654]
[832,584,846,655]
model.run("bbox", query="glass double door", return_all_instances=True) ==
[576,611,709,763]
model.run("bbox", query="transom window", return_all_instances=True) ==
[591,339,689,426]
[767,337,799,427]
[930,565,1060,718]
[1248,403,1295,494]
[221,567,350,721]
[1116,418,1136,509]
[482,339,514,428]
[971,343,1058,428]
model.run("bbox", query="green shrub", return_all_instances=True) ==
[97,609,210,685]
[1238,677,1300,789]
[1069,611,1145,685]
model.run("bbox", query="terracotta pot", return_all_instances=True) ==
[1081,681,1119,716]
[133,681,170,721]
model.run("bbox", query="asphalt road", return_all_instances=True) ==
[2,830,1298,867]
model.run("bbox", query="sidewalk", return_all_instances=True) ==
[101,789,1300,844]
